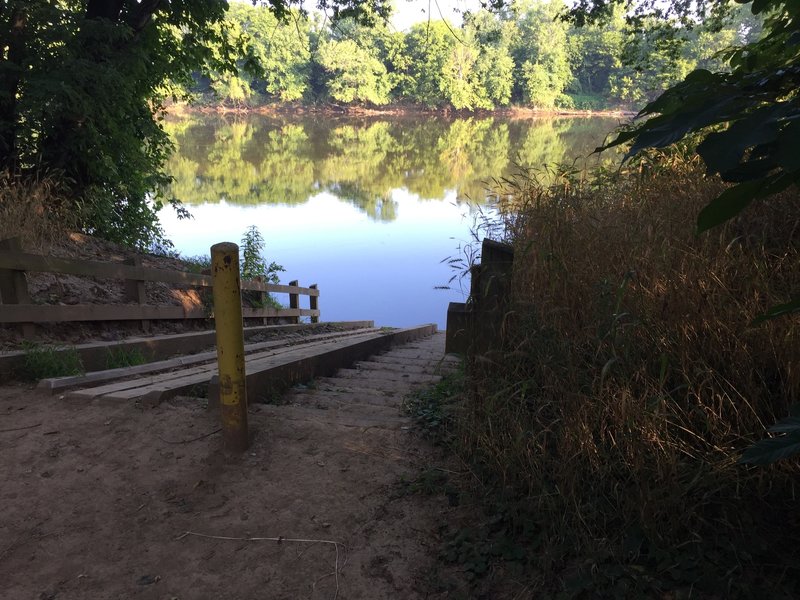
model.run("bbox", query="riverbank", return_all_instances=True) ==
[165,100,636,120]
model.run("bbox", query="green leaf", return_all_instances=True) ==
[696,180,761,232]
[740,431,800,465]
[751,297,800,324]
[697,104,788,176]
[697,172,794,232]
[769,415,800,434]
[776,118,800,172]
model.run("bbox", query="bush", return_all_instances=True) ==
[457,150,800,596]
[0,171,76,250]
[240,225,284,284]
[563,92,608,110]
[21,343,84,380]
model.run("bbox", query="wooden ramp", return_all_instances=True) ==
[45,324,440,406]
[277,331,459,429]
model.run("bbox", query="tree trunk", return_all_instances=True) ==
[0,4,27,171]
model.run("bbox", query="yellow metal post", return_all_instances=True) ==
[210,242,249,452]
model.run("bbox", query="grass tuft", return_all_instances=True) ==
[105,346,147,370]
[21,343,84,381]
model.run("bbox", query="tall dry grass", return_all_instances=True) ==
[0,171,76,250]
[461,149,800,594]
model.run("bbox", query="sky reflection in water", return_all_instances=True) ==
[159,115,621,328]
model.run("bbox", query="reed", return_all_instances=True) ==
[459,148,800,595]
[0,171,76,250]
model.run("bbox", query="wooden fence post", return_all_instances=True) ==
[123,257,149,332]
[257,276,271,325]
[309,283,319,323]
[210,242,249,453]
[289,279,300,324]
[0,237,35,338]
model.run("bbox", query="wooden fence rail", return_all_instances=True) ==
[0,237,320,335]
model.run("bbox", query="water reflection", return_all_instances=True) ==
[165,114,621,220]
[161,114,621,327]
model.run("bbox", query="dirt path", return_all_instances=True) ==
[0,333,462,599]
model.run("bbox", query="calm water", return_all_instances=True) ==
[159,114,622,328]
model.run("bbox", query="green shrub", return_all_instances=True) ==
[105,346,147,369]
[21,343,84,380]
[240,225,284,284]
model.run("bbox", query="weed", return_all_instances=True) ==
[396,468,450,497]
[182,254,211,273]
[240,225,284,283]
[0,171,76,251]
[402,368,463,445]
[21,343,84,380]
[243,291,284,310]
[449,149,800,596]
[105,346,147,369]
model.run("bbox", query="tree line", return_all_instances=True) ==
[202,0,761,111]
[164,115,619,218]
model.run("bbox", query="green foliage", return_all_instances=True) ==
[0,0,243,249]
[402,21,456,106]
[403,369,463,444]
[226,3,311,102]
[740,408,800,464]
[21,343,84,380]
[174,1,759,114]
[240,224,285,284]
[211,72,253,106]
[316,38,391,104]
[163,114,620,216]
[587,0,798,463]
[0,0,397,249]
[182,254,212,273]
[105,346,147,370]
[601,0,798,233]
[512,0,573,108]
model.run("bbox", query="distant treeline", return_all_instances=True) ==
[194,0,761,111]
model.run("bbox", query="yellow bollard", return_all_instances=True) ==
[210,242,249,452]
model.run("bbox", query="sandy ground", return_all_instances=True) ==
[0,383,463,599]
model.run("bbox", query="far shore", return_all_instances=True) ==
[165,100,637,120]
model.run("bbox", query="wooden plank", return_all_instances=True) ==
[0,238,35,338]
[41,351,218,393]
[309,284,319,324]
[0,251,211,285]
[101,370,213,401]
[0,304,312,323]
[60,328,380,398]
[67,363,216,400]
[209,324,438,406]
[0,251,320,297]
[0,304,201,323]
[241,280,319,296]
[124,256,150,332]
[1,321,375,381]
[241,308,302,319]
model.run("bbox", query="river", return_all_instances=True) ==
[159,113,623,328]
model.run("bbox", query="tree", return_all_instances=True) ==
[226,3,312,102]
[466,10,516,107]
[0,0,392,248]
[0,1,244,247]
[598,0,798,234]
[316,38,392,104]
[510,0,573,108]
[402,21,457,106]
